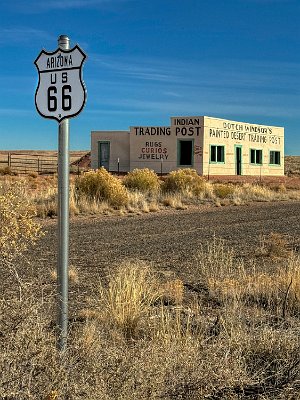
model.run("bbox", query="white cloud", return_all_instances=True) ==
[87,54,300,119]
[91,55,177,83]
[245,0,294,3]
[162,91,182,98]
[12,0,130,12]
[90,53,300,93]
[0,28,54,44]
[0,108,32,117]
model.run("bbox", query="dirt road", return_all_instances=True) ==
[31,201,300,288]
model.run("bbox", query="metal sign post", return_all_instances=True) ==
[57,35,70,351]
[34,35,87,352]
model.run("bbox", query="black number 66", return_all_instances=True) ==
[47,85,72,112]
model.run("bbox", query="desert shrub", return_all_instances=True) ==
[213,183,235,199]
[0,166,16,176]
[123,168,161,194]
[34,187,58,218]
[28,171,38,178]
[75,168,129,209]
[162,168,206,194]
[262,232,290,258]
[0,182,43,264]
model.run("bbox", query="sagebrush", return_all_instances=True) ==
[123,168,161,194]
[75,168,129,208]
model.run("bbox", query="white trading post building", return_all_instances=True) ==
[91,116,284,177]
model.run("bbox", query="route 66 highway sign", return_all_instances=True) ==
[34,45,87,122]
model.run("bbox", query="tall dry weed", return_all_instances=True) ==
[99,261,161,338]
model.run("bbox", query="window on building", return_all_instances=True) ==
[269,151,280,165]
[250,149,262,165]
[210,145,224,163]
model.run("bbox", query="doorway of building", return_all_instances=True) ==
[235,145,242,175]
[98,141,110,170]
[178,140,194,166]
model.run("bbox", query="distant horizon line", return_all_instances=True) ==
[0,149,89,152]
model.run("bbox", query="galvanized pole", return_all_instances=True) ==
[57,34,70,352]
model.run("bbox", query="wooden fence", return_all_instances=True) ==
[0,153,89,175]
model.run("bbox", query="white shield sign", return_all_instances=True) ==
[34,45,87,122]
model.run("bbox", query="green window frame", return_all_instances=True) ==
[250,149,262,165]
[269,150,281,166]
[210,145,225,163]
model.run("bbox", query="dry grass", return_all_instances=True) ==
[1,168,300,218]
[126,191,156,213]
[2,240,300,398]
[194,236,300,316]
[159,278,184,305]
[232,183,283,203]
[2,167,300,398]
[161,193,187,209]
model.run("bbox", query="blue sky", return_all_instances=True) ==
[0,0,299,153]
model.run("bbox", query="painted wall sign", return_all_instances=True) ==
[138,141,169,160]
[133,127,171,136]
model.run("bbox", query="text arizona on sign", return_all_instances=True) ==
[47,54,73,69]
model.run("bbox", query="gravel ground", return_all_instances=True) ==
[23,200,300,317]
